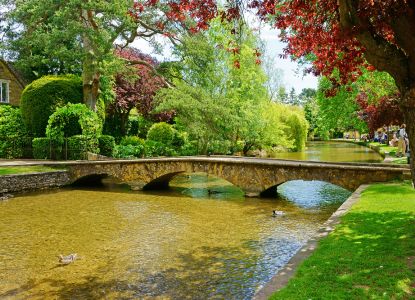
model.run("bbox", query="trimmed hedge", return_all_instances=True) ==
[98,135,115,157]
[46,103,102,142]
[67,135,99,160]
[0,106,28,158]
[21,75,83,137]
[32,137,63,159]
[147,122,174,145]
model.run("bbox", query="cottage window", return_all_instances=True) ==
[0,80,9,103]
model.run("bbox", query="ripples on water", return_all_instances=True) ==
[0,174,351,299]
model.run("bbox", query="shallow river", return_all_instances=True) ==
[0,141,373,299]
[271,141,383,163]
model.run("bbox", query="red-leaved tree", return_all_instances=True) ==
[249,0,415,183]
[356,93,403,135]
[107,48,173,136]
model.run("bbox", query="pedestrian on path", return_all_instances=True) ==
[396,124,407,157]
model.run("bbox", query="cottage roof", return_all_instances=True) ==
[0,59,27,88]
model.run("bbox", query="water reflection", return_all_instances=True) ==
[0,174,350,299]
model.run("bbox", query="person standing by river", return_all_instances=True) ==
[396,124,407,157]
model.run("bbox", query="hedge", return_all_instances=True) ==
[32,137,63,160]
[46,103,102,142]
[147,122,174,145]
[98,135,115,157]
[0,106,28,158]
[67,135,99,160]
[20,75,83,137]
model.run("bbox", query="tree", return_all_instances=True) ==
[251,0,415,184]
[155,19,274,154]
[262,54,284,102]
[106,48,168,136]
[288,87,299,106]
[1,0,218,110]
[302,91,319,138]
[357,93,403,136]
[299,88,316,106]
[315,77,367,139]
[277,86,288,104]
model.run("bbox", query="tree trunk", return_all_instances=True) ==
[401,87,415,187]
[81,12,100,112]
[82,56,100,112]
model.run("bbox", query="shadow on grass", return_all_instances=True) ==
[271,210,415,299]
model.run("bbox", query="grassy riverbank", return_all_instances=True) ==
[0,165,61,175]
[270,182,415,299]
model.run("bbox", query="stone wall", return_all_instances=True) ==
[0,171,71,194]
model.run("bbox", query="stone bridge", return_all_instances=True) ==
[54,156,410,197]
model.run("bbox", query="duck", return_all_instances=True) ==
[272,210,285,217]
[58,253,78,265]
[0,194,13,201]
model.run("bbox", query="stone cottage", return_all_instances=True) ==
[0,59,26,106]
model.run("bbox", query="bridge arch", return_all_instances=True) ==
[260,179,351,198]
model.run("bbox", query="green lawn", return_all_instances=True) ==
[0,165,62,175]
[368,142,398,157]
[270,182,415,299]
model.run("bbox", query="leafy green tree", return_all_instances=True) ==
[315,69,398,139]
[155,18,271,154]
[1,0,216,110]
[316,77,367,138]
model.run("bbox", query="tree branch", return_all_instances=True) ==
[126,59,173,88]
[338,0,409,90]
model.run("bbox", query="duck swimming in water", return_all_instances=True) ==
[58,253,78,265]
[272,210,285,217]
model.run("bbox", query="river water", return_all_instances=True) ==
[271,141,383,163]
[0,142,377,299]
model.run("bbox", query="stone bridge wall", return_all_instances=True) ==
[61,157,408,197]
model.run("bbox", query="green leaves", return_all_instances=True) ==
[46,103,102,143]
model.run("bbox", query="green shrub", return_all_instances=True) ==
[98,135,115,157]
[46,103,102,142]
[120,136,145,147]
[172,130,188,148]
[208,140,232,155]
[137,115,154,138]
[0,106,28,158]
[147,122,174,145]
[114,144,144,159]
[144,140,176,157]
[178,140,199,156]
[20,75,83,137]
[32,137,63,159]
[115,136,145,158]
[127,117,139,136]
[67,135,99,160]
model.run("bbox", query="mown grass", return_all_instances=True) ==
[368,142,397,157]
[270,182,415,299]
[0,165,61,175]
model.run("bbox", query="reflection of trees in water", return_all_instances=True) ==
[0,239,303,300]
[170,173,245,199]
